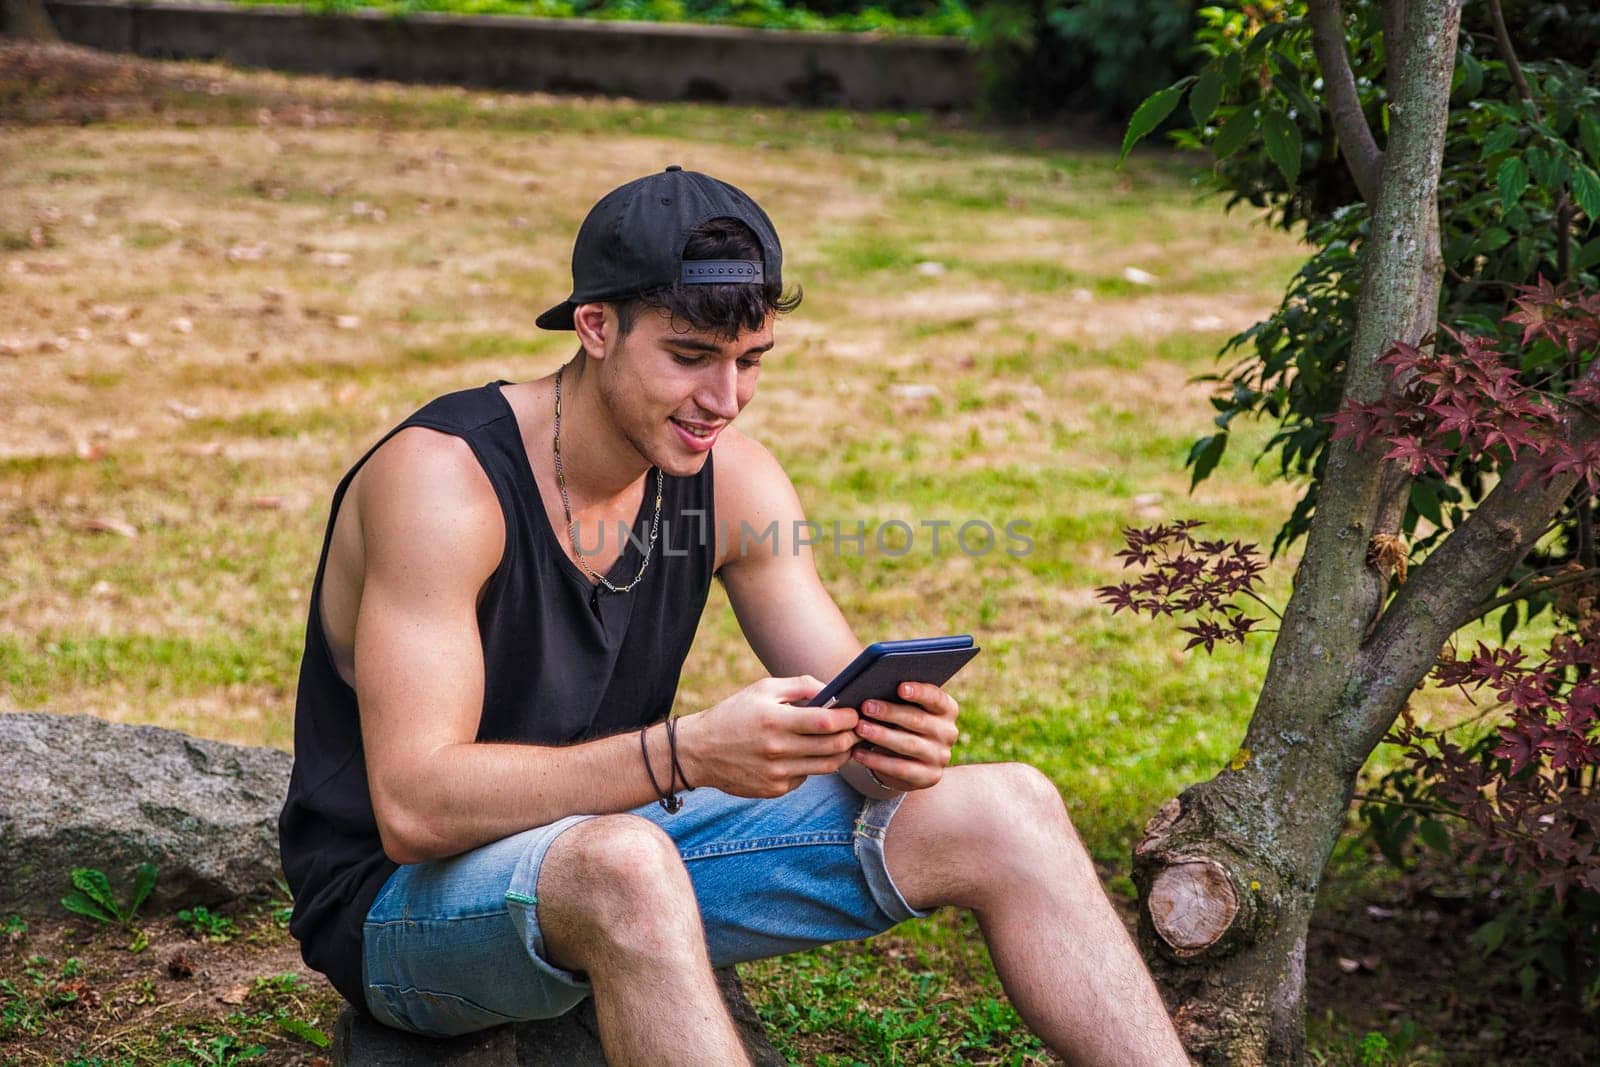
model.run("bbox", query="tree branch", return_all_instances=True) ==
[1354,390,1600,757]
[1466,565,1600,624]
[1308,0,1384,201]
[1487,0,1534,108]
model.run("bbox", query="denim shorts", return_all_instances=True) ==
[361,773,932,1037]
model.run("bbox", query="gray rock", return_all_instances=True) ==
[333,967,786,1066]
[0,712,292,916]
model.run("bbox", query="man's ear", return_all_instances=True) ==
[573,303,610,362]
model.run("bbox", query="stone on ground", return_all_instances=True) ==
[0,711,291,916]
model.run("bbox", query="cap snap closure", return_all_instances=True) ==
[664,164,682,172]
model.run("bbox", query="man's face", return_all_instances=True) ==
[593,306,773,477]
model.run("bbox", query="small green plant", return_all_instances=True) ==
[172,1033,266,1065]
[177,905,237,943]
[1,914,26,940]
[1356,1029,1393,1067]
[249,972,305,999]
[269,876,294,926]
[60,864,157,951]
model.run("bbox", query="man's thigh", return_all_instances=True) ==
[361,775,929,1037]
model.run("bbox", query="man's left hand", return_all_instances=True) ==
[849,681,959,792]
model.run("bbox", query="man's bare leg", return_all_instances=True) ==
[885,763,1189,1066]
[537,815,752,1067]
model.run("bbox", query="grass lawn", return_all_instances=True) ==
[1,41,1542,1067]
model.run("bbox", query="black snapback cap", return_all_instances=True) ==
[535,165,784,331]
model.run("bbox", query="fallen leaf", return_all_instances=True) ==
[1365,905,1399,921]
[1337,957,1361,974]
[124,331,150,349]
[1121,266,1158,286]
[170,317,193,334]
[75,438,106,462]
[81,517,136,538]
[250,495,285,510]
[335,315,362,330]
[219,985,249,1006]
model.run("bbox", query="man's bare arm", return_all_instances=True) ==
[710,430,960,798]
[352,428,856,864]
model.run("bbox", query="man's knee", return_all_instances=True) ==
[892,763,1088,907]
[537,815,702,969]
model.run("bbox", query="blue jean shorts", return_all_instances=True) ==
[361,773,932,1037]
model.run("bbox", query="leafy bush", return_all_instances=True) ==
[972,0,1197,119]
[234,0,976,36]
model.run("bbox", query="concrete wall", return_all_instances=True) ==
[36,0,977,110]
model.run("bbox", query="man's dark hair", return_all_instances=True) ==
[612,217,801,340]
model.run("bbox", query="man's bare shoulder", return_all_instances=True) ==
[711,427,809,572]
[351,425,505,578]
[712,427,799,520]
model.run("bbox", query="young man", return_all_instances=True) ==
[279,167,1188,1065]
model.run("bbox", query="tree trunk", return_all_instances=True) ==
[1131,2,1466,1061]
[1,0,59,41]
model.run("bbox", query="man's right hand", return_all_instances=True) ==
[677,676,859,799]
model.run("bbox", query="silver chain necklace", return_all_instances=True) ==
[553,365,663,594]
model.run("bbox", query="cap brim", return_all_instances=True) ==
[535,301,576,331]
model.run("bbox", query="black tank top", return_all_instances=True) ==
[278,381,716,1008]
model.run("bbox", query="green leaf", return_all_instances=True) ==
[278,1017,331,1048]
[1455,50,1483,100]
[1500,601,1520,644]
[1120,85,1185,162]
[1261,109,1302,186]
[1410,480,1443,527]
[1473,227,1512,254]
[127,863,158,918]
[61,891,116,925]
[1571,165,1600,222]
[128,928,149,954]
[1221,50,1242,88]
[1212,107,1257,160]
[1245,20,1291,58]
[1186,433,1228,490]
[1582,113,1600,166]
[1190,68,1224,126]
[70,868,121,920]
[1480,124,1518,160]
[1575,235,1600,273]
[1473,916,1509,956]
[1418,819,1450,852]
[1526,144,1570,190]
[1497,156,1529,215]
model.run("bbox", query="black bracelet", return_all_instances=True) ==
[639,722,682,814]
[666,715,695,796]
